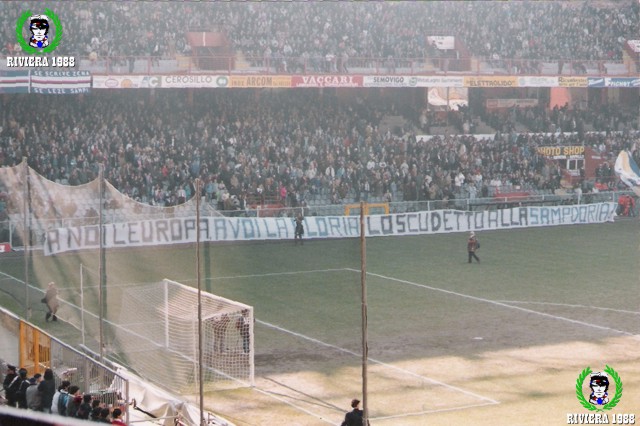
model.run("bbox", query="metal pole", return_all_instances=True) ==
[80,264,85,347]
[22,158,30,320]
[98,164,105,361]
[360,201,369,426]
[125,379,130,425]
[196,179,204,425]
[164,280,169,348]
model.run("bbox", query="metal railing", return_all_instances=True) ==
[210,189,635,218]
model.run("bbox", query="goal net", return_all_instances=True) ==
[112,279,254,393]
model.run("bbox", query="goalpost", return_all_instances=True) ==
[112,279,254,393]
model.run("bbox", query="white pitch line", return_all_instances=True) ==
[371,401,498,421]
[353,269,637,336]
[178,268,351,282]
[258,319,499,405]
[250,385,337,425]
[496,300,640,315]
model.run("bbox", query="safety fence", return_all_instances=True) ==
[198,189,636,219]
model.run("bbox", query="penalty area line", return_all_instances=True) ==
[258,319,499,405]
[357,270,637,337]
[179,268,352,282]
[496,300,640,315]
[249,385,337,425]
[371,401,499,421]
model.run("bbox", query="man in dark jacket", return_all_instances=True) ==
[76,394,93,419]
[15,368,30,408]
[2,365,17,402]
[38,368,56,413]
[294,214,304,245]
[341,398,368,426]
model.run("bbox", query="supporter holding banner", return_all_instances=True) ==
[30,70,91,94]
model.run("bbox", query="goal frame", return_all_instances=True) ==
[97,276,256,393]
[162,279,255,388]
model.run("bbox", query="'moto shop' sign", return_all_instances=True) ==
[536,146,585,159]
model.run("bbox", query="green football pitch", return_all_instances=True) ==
[0,218,638,425]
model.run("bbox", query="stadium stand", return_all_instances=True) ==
[0,91,637,214]
[1,1,638,73]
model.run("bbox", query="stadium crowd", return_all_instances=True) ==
[479,101,639,136]
[0,91,637,211]
[1,1,637,65]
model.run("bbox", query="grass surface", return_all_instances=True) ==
[0,218,638,425]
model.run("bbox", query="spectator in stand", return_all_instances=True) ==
[4,366,25,408]
[111,407,127,426]
[97,407,112,423]
[2,364,18,405]
[77,394,93,419]
[0,91,638,214]
[25,373,43,411]
[15,368,30,409]
[51,380,70,415]
[2,2,637,67]
[90,398,104,421]
[65,385,82,418]
[37,368,56,414]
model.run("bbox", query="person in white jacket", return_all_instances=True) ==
[50,380,70,414]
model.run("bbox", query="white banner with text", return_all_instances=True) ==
[44,203,617,255]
